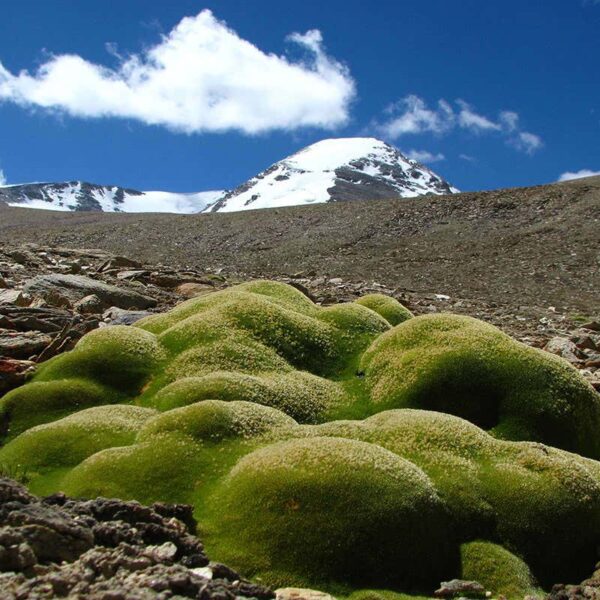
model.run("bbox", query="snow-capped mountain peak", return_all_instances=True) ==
[1,138,457,215]
[0,181,223,213]
[208,137,458,212]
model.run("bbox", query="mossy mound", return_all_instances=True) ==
[460,541,539,599]
[361,313,600,457]
[0,405,157,470]
[1,281,599,594]
[151,371,342,423]
[138,400,296,443]
[206,437,455,589]
[355,294,413,326]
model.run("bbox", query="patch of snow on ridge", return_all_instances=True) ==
[120,190,223,213]
[7,198,72,211]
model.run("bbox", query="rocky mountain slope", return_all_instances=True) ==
[0,137,456,214]
[1,175,597,313]
[0,181,223,213]
[208,137,457,212]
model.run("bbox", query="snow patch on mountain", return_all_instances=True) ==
[209,137,457,212]
[0,182,223,213]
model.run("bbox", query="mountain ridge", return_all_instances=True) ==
[0,137,456,214]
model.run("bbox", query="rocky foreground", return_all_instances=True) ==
[0,477,274,599]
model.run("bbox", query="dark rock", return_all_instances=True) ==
[24,274,156,310]
[0,330,52,359]
[0,478,274,600]
[0,527,37,573]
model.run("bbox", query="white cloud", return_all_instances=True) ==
[0,168,6,186]
[558,168,600,182]
[459,153,476,162]
[511,131,543,155]
[406,149,445,163]
[0,10,355,134]
[379,95,454,137]
[456,100,501,132]
[373,96,542,154]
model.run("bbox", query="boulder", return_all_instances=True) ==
[73,294,105,314]
[0,358,36,395]
[0,331,52,359]
[0,290,29,307]
[544,337,584,363]
[24,274,156,310]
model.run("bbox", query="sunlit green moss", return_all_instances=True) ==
[360,313,600,457]
[355,294,413,326]
[3,281,600,594]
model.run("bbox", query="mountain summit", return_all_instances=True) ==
[208,137,458,212]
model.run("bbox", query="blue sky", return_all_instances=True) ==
[0,0,599,193]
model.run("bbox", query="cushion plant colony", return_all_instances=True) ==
[1,281,599,598]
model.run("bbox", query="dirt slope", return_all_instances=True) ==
[1,176,598,312]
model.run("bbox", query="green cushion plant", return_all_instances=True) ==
[0,280,598,594]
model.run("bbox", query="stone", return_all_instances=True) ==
[581,321,600,332]
[176,282,215,298]
[570,331,600,352]
[0,331,52,359]
[0,478,273,600]
[100,256,143,271]
[24,274,157,310]
[434,579,487,598]
[116,270,149,281]
[102,307,154,326]
[0,528,37,572]
[0,358,36,395]
[73,294,105,314]
[329,278,343,285]
[143,541,177,563]
[544,337,584,363]
[0,289,29,307]
[276,589,336,600]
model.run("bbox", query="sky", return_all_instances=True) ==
[0,0,599,194]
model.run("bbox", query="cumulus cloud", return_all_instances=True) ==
[380,95,454,137]
[406,149,445,163]
[0,10,355,134]
[558,168,600,182]
[373,96,542,154]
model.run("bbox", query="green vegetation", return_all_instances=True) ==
[355,293,413,326]
[0,280,599,594]
[460,541,539,599]
[360,313,600,456]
